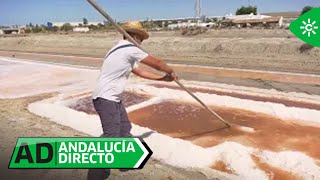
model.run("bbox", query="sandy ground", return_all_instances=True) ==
[0,96,210,180]
[1,29,320,179]
[0,29,319,74]
[1,57,320,179]
[0,29,319,97]
[1,51,320,97]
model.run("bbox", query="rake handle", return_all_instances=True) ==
[174,80,231,127]
[87,0,145,51]
[86,0,231,128]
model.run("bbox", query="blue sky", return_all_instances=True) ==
[1,0,319,25]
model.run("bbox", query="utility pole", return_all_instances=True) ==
[195,0,201,18]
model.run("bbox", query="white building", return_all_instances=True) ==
[225,13,284,27]
[73,27,90,33]
[52,22,102,27]
[225,13,271,21]
[167,22,216,30]
[0,29,4,35]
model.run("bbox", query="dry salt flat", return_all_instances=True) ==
[0,57,98,99]
[1,57,320,180]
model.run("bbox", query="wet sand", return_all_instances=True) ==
[69,92,150,114]
[151,84,320,111]
[212,157,300,180]
[251,155,301,180]
[211,161,233,174]
[128,101,320,160]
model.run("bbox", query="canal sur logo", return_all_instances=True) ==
[290,8,320,47]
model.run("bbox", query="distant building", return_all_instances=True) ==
[73,27,90,33]
[262,12,300,28]
[0,29,4,35]
[167,22,216,30]
[0,27,22,34]
[261,11,299,19]
[232,16,284,27]
[225,13,271,21]
[224,13,284,27]
[50,22,102,27]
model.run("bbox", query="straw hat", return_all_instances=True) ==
[122,21,149,40]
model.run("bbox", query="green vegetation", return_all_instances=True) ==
[236,6,258,15]
[32,25,43,33]
[24,28,32,33]
[60,23,73,31]
[88,24,98,30]
[83,18,88,25]
[141,21,161,30]
[27,23,34,28]
[301,6,314,15]
[51,26,59,32]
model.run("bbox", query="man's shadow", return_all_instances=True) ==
[133,131,154,139]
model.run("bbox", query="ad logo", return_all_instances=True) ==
[9,138,152,169]
[290,8,320,47]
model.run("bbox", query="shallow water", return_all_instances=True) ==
[129,100,319,179]
[129,101,320,160]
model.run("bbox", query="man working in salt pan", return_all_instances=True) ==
[88,21,178,180]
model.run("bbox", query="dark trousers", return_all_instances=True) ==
[87,98,132,180]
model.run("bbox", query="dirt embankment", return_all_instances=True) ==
[0,29,319,74]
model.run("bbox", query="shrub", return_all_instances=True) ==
[60,23,73,31]
[299,43,314,53]
[301,6,313,15]
[24,28,32,33]
[32,25,42,33]
[236,6,257,15]
[83,18,88,25]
